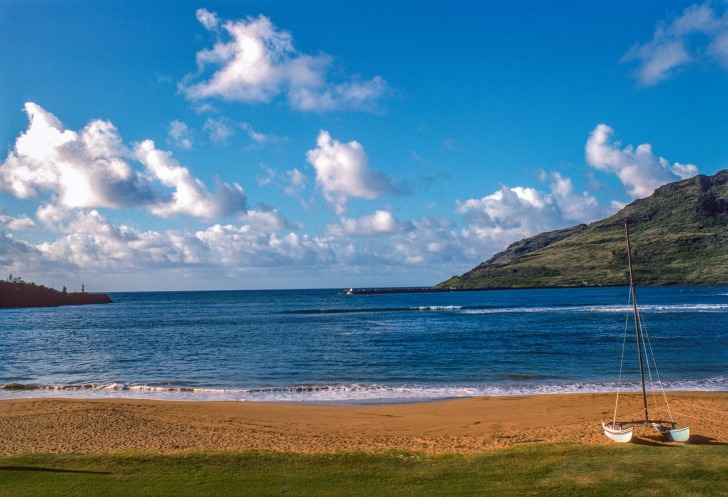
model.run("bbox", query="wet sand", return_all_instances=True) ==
[1,392,725,455]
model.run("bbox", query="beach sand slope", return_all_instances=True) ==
[1,393,725,454]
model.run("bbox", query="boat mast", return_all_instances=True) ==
[625,221,649,422]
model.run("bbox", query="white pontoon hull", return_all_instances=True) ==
[653,424,690,443]
[603,422,633,443]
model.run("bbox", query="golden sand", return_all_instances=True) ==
[1,392,725,455]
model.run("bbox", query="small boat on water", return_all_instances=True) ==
[603,222,689,444]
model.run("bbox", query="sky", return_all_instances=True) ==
[1,0,728,292]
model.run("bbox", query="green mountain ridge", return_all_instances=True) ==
[438,169,728,289]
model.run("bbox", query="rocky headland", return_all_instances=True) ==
[0,280,112,308]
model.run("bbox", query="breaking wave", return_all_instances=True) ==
[287,303,728,316]
[2,378,725,404]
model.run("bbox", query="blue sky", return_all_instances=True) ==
[1,0,727,291]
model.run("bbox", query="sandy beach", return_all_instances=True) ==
[1,392,726,455]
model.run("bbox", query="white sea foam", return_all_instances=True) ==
[2,378,725,403]
[461,303,728,315]
[414,305,463,311]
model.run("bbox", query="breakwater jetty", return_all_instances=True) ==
[343,287,486,295]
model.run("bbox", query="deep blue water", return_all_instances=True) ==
[1,286,726,402]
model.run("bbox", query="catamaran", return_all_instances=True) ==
[602,222,690,444]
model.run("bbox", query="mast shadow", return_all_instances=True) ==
[0,466,112,475]
[684,435,728,446]
[631,437,671,447]
[631,434,727,446]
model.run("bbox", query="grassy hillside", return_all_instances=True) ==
[439,170,728,289]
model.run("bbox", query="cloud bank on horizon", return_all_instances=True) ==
[0,101,698,289]
[0,2,721,291]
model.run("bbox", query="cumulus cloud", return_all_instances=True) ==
[0,232,45,271]
[306,131,398,214]
[203,117,233,144]
[0,212,36,230]
[179,9,390,112]
[33,212,224,274]
[622,2,728,85]
[389,216,462,265]
[585,124,698,199]
[135,139,247,218]
[0,197,467,287]
[204,116,282,145]
[3,110,706,289]
[8,206,320,276]
[242,206,290,231]
[0,103,153,209]
[239,122,267,143]
[168,120,193,149]
[284,168,308,195]
[0,103,248,219]
[456,171,608,249]
[288,76,390,112]
[195,224,331,267]
[327,210,411,237]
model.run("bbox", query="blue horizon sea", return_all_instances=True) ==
[1,286,726,404]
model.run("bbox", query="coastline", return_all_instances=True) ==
[0,280,112,308]
[1,392,726,455]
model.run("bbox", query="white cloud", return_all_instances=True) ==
[36,203,71,226]
[306,130,397,214]
[0,232,45,271]
[11,206,314,276]
[242,206,290,231]
[548,172,603,222]
[35,210,208,269]
[327,210,411,236]
[194,224,332,268]
[458,186,551,237]
[240,122,266,143]
[135,139,247,218]
[585,124,698,199]
[179,10,390,112]
[284,168,307,195]
[456,169,609,252]
[204,116,283,145]
[0,213,36,230]
[3,109,707,290]
[204,117,235,144]
[622,2,728,85]
[0,103,249,220]
[168,120,193,150]
[196,7,220,31]
[288,76,390,112]
[0,103,153,209]
[389,216,462,265]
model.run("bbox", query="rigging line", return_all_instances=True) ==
[613,291,632,426]
[638,312,660,416]
[640,311,675,423]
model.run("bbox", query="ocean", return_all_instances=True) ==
[1,286,726,403]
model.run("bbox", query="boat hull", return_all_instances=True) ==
[653,424,690,443]
[603,422,633,443]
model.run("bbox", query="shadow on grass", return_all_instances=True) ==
[0,466,112,475]
[685,435,728,446]
[631,437,672,447]
[631,434,728,447]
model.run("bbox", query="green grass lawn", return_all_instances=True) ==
[1,444,726,497]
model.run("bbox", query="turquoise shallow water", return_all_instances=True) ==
[1,286,726,402]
